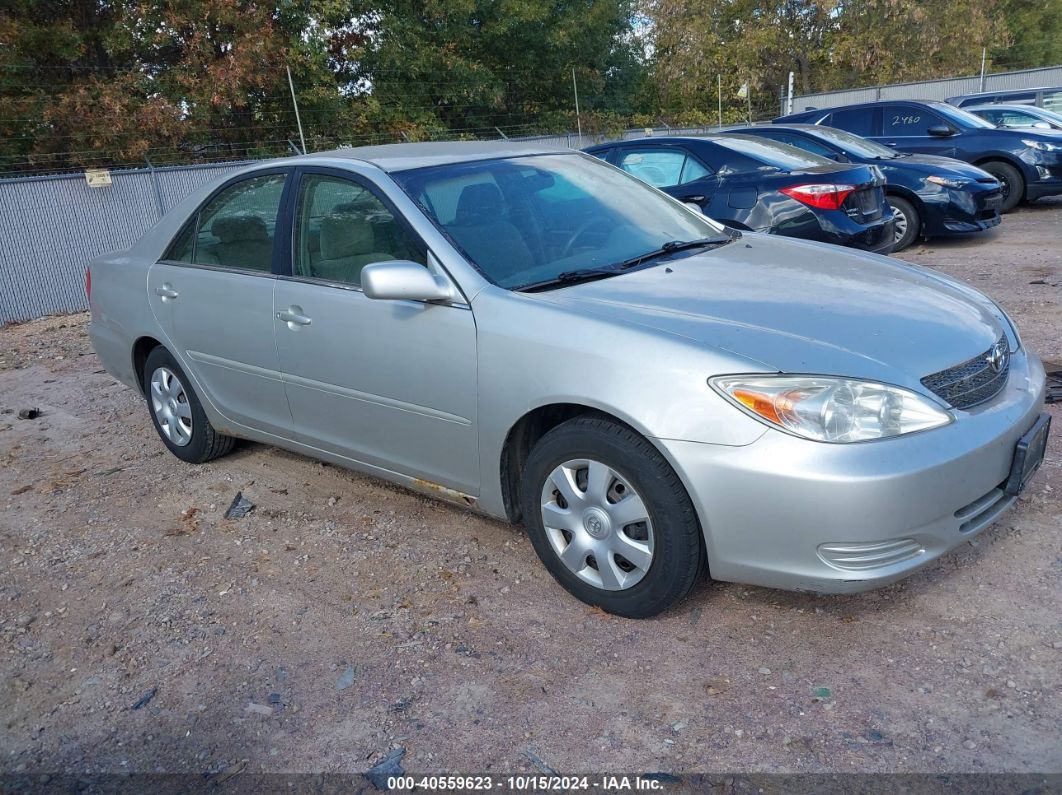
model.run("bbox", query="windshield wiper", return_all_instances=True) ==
[516,268,623,293]
[614,235,734,270]
[515,235,735,293]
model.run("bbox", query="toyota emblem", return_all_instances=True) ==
[986,341,1008,374]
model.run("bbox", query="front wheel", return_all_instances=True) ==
[887,195,920,252]
[520,417,706,618]
[980,161,1024,213]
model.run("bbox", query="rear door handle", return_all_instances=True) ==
[679,195,706,203]
[276,307,312,328]
[154,284,179,301]
[883,142,898,147]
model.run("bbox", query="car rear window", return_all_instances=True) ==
[709,136,833,172]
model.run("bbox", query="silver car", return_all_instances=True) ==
[88,142,1050,617]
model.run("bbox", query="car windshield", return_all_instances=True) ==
[932,103,996,129]
[710,135,834,171]
[393,153,729,290]
[803,126,901,159]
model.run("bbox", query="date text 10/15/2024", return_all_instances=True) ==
[385,776,668,791]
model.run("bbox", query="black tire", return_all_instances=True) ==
[887,195,920,252]
[520,416,706,618]
[980,161,1024,213]
[142,346,234,464]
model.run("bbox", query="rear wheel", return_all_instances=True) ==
[520,416,706,618]
[142,347,234,464]
[979,161,1024,213]
[887,195,920,252]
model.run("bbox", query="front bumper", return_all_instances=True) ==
[1020,152,1062,200]
[920,184,1003,236]
[657,349,1047,593]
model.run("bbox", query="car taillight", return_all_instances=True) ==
[779,183,856,210]
[85,267,91,302]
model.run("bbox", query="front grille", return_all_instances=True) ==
[921,335,1010,409]
[845,186,884,222]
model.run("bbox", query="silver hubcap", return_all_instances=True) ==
[150,367,193,447]
[893,207,908,242]
[540,459,654,591]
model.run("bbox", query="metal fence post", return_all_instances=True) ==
[144,156,166,218]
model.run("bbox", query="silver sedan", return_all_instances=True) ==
[88,142,1050,617]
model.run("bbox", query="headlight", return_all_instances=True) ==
[1022,138,1062,152]
[926,175,972,189]
[710,375,952,443]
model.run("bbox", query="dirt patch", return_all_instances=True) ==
[1,200,1060,777]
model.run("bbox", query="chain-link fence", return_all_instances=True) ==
[1,124,759,324]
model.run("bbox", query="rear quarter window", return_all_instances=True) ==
[827,108,881,137]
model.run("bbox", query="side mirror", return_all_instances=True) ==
[927,124,956,137]
[829,152,851,163]
[361,261,454,302]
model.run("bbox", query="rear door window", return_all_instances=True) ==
[164,174,286,272]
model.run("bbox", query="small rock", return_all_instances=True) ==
[963,739,977,750]
[328,496,339,507]
[454,644,480,658]
[336,665,357,690]
[758,667,771,675]
[15,614,36,629]
[17,408,41,420]
[389,697,413,713]
[705,678,730,695]
[224,491,255,520]
[268,692,282,705]
[365,747,406,790]
[245,702,272,716]
[130,688,157,710]
[812,686,832,699]
[1006,680,1016,689]
[671,720,687,731]
[522,750,558,775]
[734,729,744,738]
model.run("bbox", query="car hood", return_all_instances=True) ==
[879,153,996,179]
[536,234,1005,392]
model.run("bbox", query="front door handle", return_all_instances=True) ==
[679,194,706,203]
[883,141,898,147]
[154,284,179,301]
[276,307,312,328]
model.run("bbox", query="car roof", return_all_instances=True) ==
[588,133,765,148]
[965,103,1047,112]
[778,98,947,120]
[296,140,569,173]
[949,86,1059,100]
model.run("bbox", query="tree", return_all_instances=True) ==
[991,0,1062,70]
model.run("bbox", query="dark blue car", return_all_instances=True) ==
[775,99,1062,211]
[584,135,896,254]
[729,124,1003,251]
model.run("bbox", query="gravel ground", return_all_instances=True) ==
[1,199,1060,781]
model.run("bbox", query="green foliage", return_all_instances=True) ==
[0,0,1058,173]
